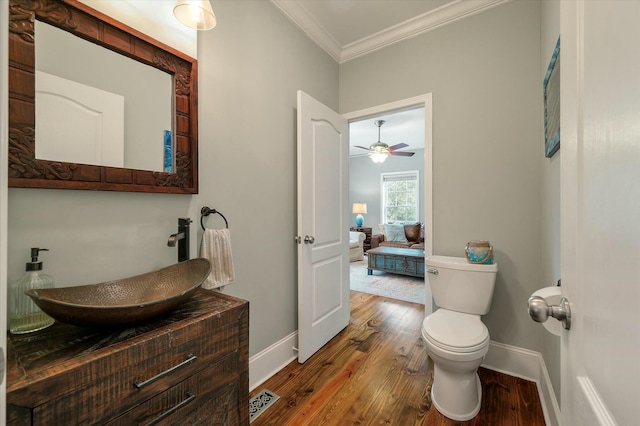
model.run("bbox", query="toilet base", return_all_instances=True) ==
[431,367,482,421]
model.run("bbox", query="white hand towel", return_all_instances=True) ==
[199,228,235,289]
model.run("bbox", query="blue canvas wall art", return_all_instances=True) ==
[164,130,173,173]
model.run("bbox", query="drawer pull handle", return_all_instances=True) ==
[143,392,196,426]
[134,354,197,389]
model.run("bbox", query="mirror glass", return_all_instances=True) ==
[35,21,173,173]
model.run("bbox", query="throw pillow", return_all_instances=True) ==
[384,223,408,243]
[404,223,422,242]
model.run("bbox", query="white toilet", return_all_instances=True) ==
[421,255,498,421]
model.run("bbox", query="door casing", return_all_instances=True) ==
[343,93,433,315]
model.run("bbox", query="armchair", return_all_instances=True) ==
[349,231,366,262]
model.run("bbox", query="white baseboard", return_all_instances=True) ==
[248,335,561,425]
[249,331,298,391]
[482,340,561,426]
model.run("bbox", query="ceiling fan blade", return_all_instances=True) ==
[389,151,415,157]
[354,145,373,151]
[387,143,408,151]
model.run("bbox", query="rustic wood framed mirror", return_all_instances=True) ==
[8,0,199,194]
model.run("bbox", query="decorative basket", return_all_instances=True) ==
[465,241,494,264]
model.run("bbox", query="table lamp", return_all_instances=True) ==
[352,203,367,227]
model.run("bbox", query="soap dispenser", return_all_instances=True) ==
[9,248,55,334]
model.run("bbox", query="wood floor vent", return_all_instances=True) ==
[249,389,280,423]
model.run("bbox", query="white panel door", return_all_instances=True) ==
[297,90,350,363]
[35,71,124,167]
[561,1,640,424]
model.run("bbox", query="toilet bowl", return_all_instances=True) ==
[422,255,498,421]
[422,309,490,421]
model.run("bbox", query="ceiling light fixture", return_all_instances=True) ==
[369,120,389,163]
[370,151,388,163]
[174,0,217,30]
[354,119,414,163]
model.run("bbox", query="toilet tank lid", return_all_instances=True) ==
[426,255,498,272]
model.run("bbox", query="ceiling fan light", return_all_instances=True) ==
[174,0,217,30]
[370,152,388,163]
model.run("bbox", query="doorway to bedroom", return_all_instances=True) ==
[345,95,433,309]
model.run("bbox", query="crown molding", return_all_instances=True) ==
[340,0,511,62]
[271,0,512,64]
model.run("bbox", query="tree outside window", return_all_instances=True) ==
[381,171,419,223]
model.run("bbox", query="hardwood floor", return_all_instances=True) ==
[250,291,545,426]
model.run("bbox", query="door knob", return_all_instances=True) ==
[528,296,571,330]
[304,235,315,244]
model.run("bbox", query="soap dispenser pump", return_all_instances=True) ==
[9,248,55,334]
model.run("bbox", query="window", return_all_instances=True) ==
[381,171,419,223]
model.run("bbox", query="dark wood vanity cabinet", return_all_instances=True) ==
[6,289,249,425]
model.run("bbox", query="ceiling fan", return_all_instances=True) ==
[354,120,415,163]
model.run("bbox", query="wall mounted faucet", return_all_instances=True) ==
[167,233,184,246]
[168,218,192,262]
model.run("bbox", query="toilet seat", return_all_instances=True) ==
[423,309,489,353]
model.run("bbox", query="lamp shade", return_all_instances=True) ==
[352,203,367,214]
[174,0,217,30]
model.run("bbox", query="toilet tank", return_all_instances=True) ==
[426,255,498,315]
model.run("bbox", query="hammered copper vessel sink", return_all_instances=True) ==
[26,258,211,327]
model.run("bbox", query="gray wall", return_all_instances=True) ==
[540,0,561,405]
[350,149,425,229]
[196,0,339,355]
[7,0,339,357]
[340,0,545,352]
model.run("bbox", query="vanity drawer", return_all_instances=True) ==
[106,353,241,426]
[30,321,241,425]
